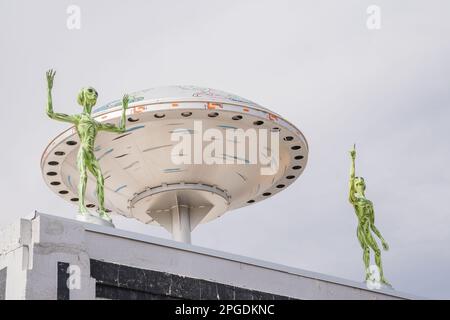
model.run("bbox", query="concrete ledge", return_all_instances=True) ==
[0,212,417,300]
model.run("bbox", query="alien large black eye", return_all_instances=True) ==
[88,88,93,93]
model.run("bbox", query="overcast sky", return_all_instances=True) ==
[1,0,449,299]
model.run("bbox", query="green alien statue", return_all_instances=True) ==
[349,144,391,286]
[46,69,129,224]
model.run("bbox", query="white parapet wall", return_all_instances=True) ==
[0,212,415,300]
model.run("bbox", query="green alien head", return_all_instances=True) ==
[77,87,98,110]
[353,176,366,194]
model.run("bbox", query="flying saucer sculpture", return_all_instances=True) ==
[41,86,308,243]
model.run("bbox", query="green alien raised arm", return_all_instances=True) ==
[349,144,390,286]
[46,69,129,224]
